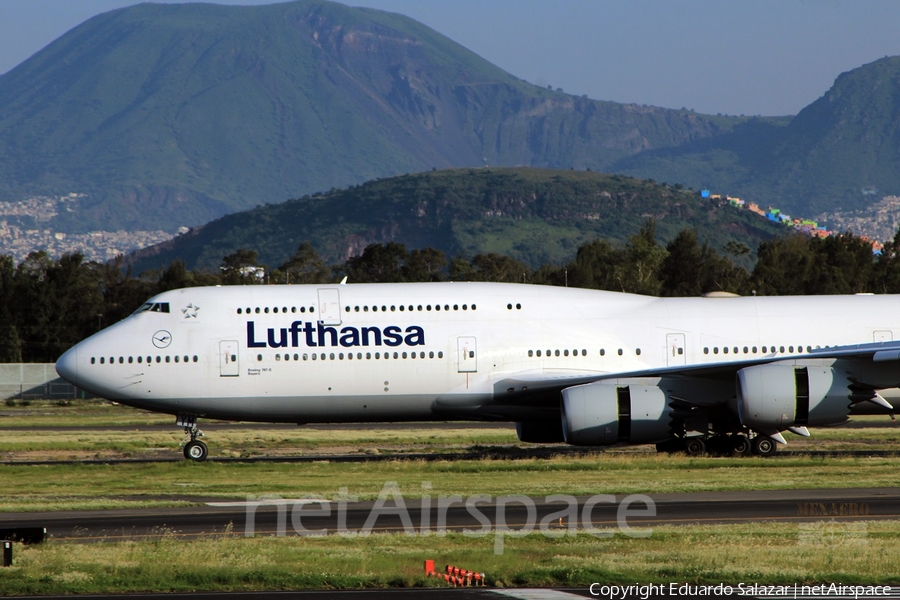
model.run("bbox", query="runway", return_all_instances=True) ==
[3,487,897,543]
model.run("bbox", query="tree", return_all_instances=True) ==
[467,253,530,283]
[403,248,447,282]
[870,227,900,293]
[616,220,665,295]
[342,243,409,283]
[751,235,814,295]
[0,322,22,362]
[660,229,704,296]
[566,239,621,290]
[276,242,330,284]
[221,249,265,285]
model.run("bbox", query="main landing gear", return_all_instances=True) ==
[657,432,773,457]
[177,414,208,461]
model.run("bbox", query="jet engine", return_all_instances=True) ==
[560,382,672,446]
[736,365,851,432]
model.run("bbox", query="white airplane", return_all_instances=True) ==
[54,282,898,460]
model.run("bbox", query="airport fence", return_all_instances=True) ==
[0,364,91,401]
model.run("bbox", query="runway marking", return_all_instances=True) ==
[491,590,587,599]
[205,499,330,507]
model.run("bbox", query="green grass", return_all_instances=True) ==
[1,522,899,594]
[2,400,900,512]
[2,454,900,512]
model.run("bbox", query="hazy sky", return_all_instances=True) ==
[1,0,899,116]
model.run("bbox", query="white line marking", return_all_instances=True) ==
[205,499,330,507]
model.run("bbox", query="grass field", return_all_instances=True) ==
[2,400,900,511]
[3,453,900,512]
[1,522,899,594]
[2,400,900,593]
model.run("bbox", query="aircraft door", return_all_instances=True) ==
[666,333,686,366]
[318,289,342,325]
[219,340,239,377]
[874,330,893,342]
[457,336,477,373]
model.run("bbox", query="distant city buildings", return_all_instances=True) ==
[0,194,181,264]
[701,190,887,254]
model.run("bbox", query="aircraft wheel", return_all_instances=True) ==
[184,440,208,461]
[731,435,752,456]
[752,436,777,457]
[684,437,706,456]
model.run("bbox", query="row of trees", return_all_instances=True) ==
[3,221,900,362]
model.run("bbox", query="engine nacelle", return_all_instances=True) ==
[736,365,850,432]
[560,382,672,446]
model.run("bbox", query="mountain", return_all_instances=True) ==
[0,0,734,234]
[127,167,785,273]
[613,56,900,217]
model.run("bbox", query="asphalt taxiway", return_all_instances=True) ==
[3,487,897,543]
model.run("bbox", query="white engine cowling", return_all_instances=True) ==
[560,382,672,446]
[736,365,851,432]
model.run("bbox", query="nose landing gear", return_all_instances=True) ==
[177,414,208,461]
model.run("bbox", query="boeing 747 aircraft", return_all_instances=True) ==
[55,282,898,460]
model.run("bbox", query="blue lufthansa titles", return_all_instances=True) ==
[247,321,425,349]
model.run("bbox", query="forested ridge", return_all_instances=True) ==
[4,222,899,363]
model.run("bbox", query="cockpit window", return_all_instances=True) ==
[134,302,170,315]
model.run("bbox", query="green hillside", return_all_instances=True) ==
[0,0,734,233]
[614,57,900,216]
[128,167,785,273]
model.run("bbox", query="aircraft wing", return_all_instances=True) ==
[482,339,900,408]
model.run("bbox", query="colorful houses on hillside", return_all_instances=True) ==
[700,190,884,254]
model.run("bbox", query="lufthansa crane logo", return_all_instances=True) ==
[152,330,172,349]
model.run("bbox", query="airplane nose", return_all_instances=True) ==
[56,346,79,387]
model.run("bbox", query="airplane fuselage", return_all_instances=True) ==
[55,283,900,426]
